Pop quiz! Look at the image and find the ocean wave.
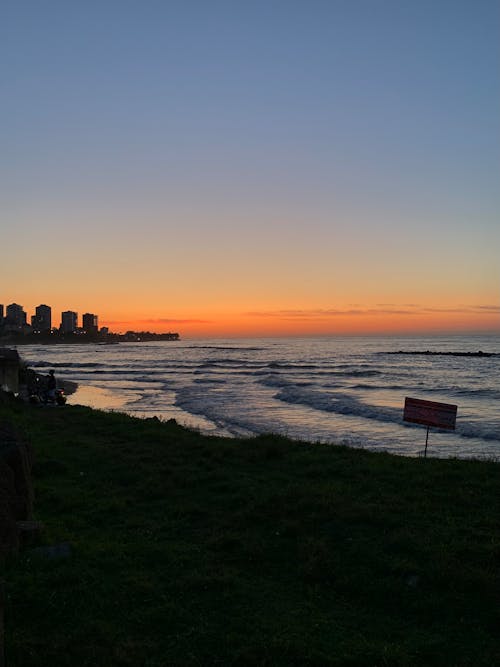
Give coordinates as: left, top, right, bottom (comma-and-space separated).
174, 386, 257, 437
261, 366, 382, 378
381, 350, 499, 358
274, 386, 500, 442
192, 378, 227, 384
275, 386, 398, 421
451, 387, 500, 400
193, 369, 261, 378
198, 360, 267, 369
414, 385, 500, 400
267, 362, 319, 369
58, 369, 172, 380
259, 375, 312, 389
186, 346, 264, 351
333, 369, 382, 377
455, 421, 500, 442
259, 361, 383, 377
29, 360, 196, 371
351, 383, 405, 391
335, 362, 382, 369
29, 361, 109, 368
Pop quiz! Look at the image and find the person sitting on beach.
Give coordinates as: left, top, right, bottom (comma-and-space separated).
46, 369, 57, 402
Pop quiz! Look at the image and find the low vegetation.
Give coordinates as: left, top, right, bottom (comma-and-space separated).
1, 398, 499, 666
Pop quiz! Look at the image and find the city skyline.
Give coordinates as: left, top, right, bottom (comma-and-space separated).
2, 2, 499, 338
1, 297, 498, 338
0, 301, 99, 334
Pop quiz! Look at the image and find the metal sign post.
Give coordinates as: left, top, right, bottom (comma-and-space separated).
403, 397, 457, 457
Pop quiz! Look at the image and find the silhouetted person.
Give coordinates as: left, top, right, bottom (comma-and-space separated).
46, 369, 56, 402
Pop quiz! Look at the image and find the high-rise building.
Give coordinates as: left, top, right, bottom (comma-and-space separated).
32, 304, 52, 332
0, 304, 4, 325
60, 311, 78, 333
82, 313, 98, 335
6, 303, 27, 328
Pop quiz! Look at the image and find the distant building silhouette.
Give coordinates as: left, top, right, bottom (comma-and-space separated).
0, 300, 114, 340
31, 304, 52, 332
82, 312, 98, 335
61, 310, 78, 333
5, 303, 27, 331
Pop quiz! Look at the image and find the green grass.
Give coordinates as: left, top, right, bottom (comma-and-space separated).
1, 398, 499, 666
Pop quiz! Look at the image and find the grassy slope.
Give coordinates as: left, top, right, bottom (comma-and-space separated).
1, 399, 499, 666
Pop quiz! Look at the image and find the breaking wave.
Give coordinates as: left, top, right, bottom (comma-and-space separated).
273, 386, 500, 442
19, 335, 500, 457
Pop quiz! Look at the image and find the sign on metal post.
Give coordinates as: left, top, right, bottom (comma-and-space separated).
403, 397, 457, 457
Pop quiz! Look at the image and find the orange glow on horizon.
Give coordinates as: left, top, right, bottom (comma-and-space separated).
5, 291, 498, 339
101, 306, 499, 338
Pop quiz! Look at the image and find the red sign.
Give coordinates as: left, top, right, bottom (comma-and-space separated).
403, 397, 457, 430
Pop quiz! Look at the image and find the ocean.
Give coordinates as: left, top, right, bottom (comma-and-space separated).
17, 335, 500, 460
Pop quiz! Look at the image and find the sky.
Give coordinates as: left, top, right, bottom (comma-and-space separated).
1, 0, 499, 337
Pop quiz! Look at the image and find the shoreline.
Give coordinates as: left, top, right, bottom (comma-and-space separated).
54, 377, 78, 396
26, 385, 500, 463
0, 332, 180, 346
13, 335, 500, 460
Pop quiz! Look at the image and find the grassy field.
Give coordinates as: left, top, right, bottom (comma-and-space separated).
1, 398, 499, 666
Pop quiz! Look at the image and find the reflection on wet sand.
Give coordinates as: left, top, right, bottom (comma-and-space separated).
68, 385, 131, 412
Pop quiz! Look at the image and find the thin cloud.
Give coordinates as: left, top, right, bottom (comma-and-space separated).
423, 305, 499, 314
243, 304, 499, 320
244, 308, 413, 320
107, 318, 213, 325
471, 305, 500, 312
146, 318, 214, 324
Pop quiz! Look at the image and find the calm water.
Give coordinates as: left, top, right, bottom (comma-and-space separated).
18, 335, 500, 460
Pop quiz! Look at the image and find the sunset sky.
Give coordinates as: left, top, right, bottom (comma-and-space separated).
2, 1, 499, 337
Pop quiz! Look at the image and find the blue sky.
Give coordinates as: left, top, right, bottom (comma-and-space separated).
1, 1, 499, 335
